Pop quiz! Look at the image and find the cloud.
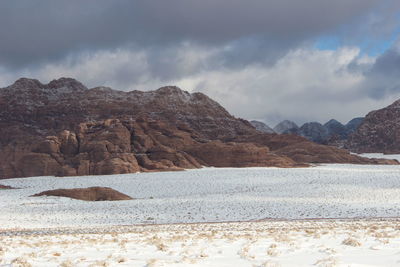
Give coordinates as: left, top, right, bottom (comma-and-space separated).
0, 0, 388, 68
174, 47, 388, 125
2, 44, 399, 126
359, 43, 400, 98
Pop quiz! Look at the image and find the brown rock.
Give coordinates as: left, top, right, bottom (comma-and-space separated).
17, 153, 62, 177
33, 136, 60, 154
186, 140, 297, 168
31, 187, 133, 201
274, 141, 398, 164
93, 156, 139, 175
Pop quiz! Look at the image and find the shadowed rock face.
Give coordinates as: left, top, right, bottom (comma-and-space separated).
32, 187, 133, 201
0, 78, 396, 179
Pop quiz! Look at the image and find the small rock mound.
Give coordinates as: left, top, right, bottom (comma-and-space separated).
32, 187, 133, 201
0, 184, 16, 189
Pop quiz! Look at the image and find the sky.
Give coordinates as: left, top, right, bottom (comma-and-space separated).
1, 0, 400, 126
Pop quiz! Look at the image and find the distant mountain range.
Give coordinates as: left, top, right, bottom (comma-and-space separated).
251, 118, 364, 144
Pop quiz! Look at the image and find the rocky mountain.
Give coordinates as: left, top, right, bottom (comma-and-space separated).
299, 122, 329, 144
250, 120, 275, 134
273, 120, 299, 134
324, 119, 347, 139
345, 117, 364, 135
0, 78, 395, 179
346, 100, 400, 153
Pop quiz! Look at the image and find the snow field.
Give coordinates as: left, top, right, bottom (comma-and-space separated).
2, 163, 400, 229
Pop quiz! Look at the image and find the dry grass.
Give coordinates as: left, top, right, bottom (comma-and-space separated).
11, 257, 32, 267
60, 260, 74, 267
314, 256, 338, 267
342, 237, 362, 247
1, 219, 400, 266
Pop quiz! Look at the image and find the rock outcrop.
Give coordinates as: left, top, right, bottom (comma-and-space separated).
0, 78, 395, 179
232, 133, 396, 165
346, 100, 400, 153
32, 187, 133, 201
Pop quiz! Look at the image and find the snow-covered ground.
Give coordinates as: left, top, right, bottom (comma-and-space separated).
2, 219, 400, 267
1, 163, 400, 229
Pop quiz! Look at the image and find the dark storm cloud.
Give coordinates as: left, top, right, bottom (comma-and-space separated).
0, 0, 380, 68
356, 46, 400, 99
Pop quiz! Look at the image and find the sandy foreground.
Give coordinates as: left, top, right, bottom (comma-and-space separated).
2, 219, 400, 267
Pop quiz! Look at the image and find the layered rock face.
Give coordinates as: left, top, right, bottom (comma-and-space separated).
0, 78, 395, 179
346, 100, 400, 153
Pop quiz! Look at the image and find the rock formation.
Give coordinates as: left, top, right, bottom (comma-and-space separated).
232, 133, 394, 165
0, 78, 396, 179
32, 187, 133, 201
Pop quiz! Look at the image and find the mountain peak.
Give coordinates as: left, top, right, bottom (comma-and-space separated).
47, 77, 87, 91
273, 120, 299, 134
10, 78, 44, 90
299, 122, 329, 143
324, 119, 343, 127
155, 86, 188, 95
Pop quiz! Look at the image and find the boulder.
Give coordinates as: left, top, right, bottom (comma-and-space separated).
32, 187, 133, 201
